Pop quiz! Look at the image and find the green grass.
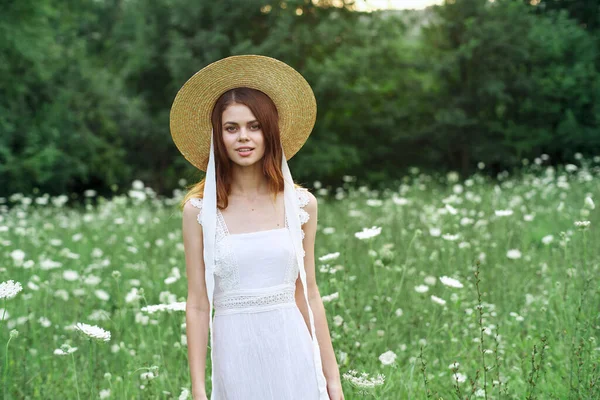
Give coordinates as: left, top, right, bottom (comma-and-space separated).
1, 158, 599, 399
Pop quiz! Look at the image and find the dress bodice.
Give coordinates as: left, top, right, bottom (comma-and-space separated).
187, 187, 311, 316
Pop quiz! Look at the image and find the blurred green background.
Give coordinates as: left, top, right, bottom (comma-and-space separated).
1, 0, 600, 197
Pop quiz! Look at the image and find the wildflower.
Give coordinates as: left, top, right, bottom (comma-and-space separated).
321, 292, 339, 303
378, 350, 397, 366
439, 276, 463, 288
431, 295, 446, 305
449, 362, 460, 369
333, 315, 344, 327
584, 196, 595, 210
354, 226, 382, 240
0, 280, 23, 300
453, 372, 467, 383
541, 235, 554, 245
75, 322, 111, 342
506, 249, 522, 259
141, 302, 186, 314
575, 221, 591, 230
429, 228, 441, 237
414, 285, 429, 293
342, 370, 385, 388
63, 270, 80, 281
392, 196, 409, 205
54, 344, 78, 356
494, 209, 513, 217
442, 233, 459, 241
95, 290, 110, 301
318, 252, 340, 262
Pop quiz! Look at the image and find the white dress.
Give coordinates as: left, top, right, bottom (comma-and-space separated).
187, 187, 327, 400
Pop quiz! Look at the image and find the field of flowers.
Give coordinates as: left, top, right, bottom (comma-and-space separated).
1, 155, 599, 399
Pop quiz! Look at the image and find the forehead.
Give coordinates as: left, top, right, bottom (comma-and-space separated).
222, 103, 256, 123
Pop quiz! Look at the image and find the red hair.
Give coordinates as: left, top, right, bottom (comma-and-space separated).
179, 87, 303, 210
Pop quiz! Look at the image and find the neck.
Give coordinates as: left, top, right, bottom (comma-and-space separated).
229, 162, 270, 196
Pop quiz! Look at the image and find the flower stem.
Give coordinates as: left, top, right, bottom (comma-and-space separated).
71, 352, 81, 400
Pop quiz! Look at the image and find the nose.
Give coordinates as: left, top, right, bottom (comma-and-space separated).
238, 127, 250, 140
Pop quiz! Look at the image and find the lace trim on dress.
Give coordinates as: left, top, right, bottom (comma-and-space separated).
213, 284, 296, 311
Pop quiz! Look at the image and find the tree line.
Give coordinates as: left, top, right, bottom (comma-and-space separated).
1, 0, 599, 197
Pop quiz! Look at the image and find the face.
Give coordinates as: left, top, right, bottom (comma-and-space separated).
221, 103, 265, 167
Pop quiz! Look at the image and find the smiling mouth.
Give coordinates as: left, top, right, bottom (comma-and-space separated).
236, 148, 254, 152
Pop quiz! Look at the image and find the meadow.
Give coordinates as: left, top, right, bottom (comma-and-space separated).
1, 154, 599, 399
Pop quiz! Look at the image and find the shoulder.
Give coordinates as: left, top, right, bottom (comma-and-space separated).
295, 187, 317, 220
295, 187, 315, 208
183, 197, 203, 226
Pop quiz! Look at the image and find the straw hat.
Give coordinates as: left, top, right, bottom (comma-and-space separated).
169, 55, 317, 172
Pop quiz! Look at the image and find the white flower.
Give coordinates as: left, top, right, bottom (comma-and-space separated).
141, 302, 186, 314
354, 226, 382, 240
494, 209, 513, 217
75, 322, 111, 342
342, 370, 385, 388
429, 228, 441, 237
584, 196, 595, 210
178, 387, 191, 400
333, 315, 344, 327
366, 199, 383, 207
431, 295, 446, 305
378, 350, 397, 366
449, 361, 460, 369
565, 164, 578, 172
439, 276, 463, 288
506, 249, 522, 259
414, 285, 429, 293
0, 280, 23, 300
63, 270, 80, 281
541, 235, 554, 245
424, 276, 436, 285
321, 292, 339, 303
392, 196, 409, 205
575, 220, 591, 229
442, 233, 460, 241
54, 344, 78, 356
445, 204, 458, 215
99, 389, 111, 399
94, 290, 110, 301
318, 252, 340, 262
395, 308, 403, 317
453, 372, 467, 383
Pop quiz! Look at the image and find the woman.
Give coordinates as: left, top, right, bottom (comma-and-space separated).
171, 55, 344, 400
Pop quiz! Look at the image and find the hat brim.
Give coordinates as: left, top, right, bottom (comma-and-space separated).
170, 55, 317, 172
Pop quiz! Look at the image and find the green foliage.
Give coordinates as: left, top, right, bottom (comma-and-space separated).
1, 0, 600, 196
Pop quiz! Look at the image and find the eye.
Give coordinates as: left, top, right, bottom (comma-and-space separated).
250, 124, 261, 130
225, 126, 237, 133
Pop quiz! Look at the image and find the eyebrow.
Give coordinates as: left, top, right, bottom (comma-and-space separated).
223, 120, 259, 125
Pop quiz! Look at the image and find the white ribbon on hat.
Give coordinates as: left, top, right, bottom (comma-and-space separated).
201, 132, 329, 399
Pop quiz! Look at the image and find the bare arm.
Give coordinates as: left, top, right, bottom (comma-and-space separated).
294, 192, 342, 390
182, 201, 210, 399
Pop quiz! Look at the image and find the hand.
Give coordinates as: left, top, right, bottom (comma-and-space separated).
327, 382, 345, 400
192, 391, 208, 400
